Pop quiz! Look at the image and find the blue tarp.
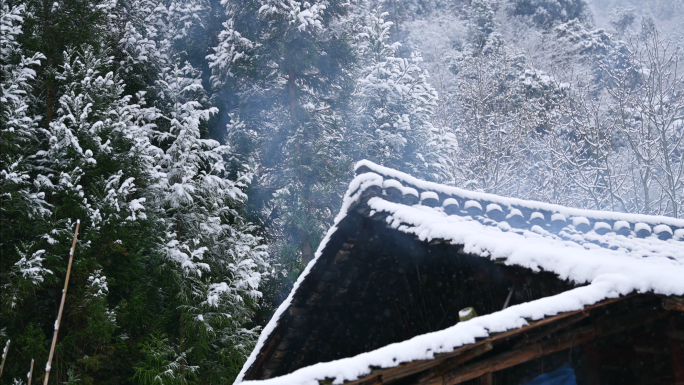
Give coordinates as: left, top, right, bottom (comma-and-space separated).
521, 363, 577, 385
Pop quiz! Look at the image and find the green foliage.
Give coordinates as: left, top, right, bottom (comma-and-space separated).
1, 1, 268, 384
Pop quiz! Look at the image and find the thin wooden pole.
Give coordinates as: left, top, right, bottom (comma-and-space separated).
43, 220, 80, 385
0, 339, 9, 380
28, 359, 34, 385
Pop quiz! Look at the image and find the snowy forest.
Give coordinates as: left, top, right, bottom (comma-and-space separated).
1, 0, 683, 383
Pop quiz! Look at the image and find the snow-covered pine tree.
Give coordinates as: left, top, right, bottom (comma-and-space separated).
350, 9, 447, 180
142, 59, 269, 384
209, 0, 355, 268
116, 2, 271, 381
32, 47, 159, 382
0, 1, 51, 314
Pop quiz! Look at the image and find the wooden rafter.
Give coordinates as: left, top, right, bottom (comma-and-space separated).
420, 308, 669, 385
339, 294, 635, 385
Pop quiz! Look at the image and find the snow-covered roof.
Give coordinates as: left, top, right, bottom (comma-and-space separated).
236, 160, 684, 385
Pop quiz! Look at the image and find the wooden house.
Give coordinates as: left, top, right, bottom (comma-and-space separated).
236, 160, 684, 385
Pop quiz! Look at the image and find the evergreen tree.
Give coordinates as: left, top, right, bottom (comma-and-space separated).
1, 0, 50, 325
350, 9, 447, 180
2, 1, 269, 383
209, 0, 355, 271
33, 46, 159, 384
133, 59, 269, 384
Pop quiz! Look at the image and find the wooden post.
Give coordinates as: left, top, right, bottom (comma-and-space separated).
0, 340, 9, 380
479, 373, 493, 385
668, 315, 684, 385
28, 359, 34, 385
43, 220, 80, 385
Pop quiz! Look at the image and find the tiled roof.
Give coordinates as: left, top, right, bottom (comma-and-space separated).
353, 160, 684, 262
236, 160, 684, 385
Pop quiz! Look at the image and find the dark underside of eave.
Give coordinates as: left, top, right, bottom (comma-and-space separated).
243, 208, 579, 381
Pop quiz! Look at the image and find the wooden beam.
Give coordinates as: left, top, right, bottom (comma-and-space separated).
478, 373, 493, 385
663, 299, 684, 312
669, 315, 684, 384
511, 311, 589, 349
421, 312, 589, 385
439, 309, 668, 384
341, 294, 635, 385
416, 342, 494, 385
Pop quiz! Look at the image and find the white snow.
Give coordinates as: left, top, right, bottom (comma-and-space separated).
614, 221, 630, 231
654, 224, 672, 235
551, 213, 566, 222
594, 222, 611, 231
506, 209, 523, 219
403, 186, 419, 198
486, 204, 503, 213
421, 191, 439, 201
572, 216, 590, 227
443, 198, 459, 208
352, 161, 684, 228
464, 200, 482, 211
675, 229, 684, 240
236, 160, 684, 385
635, 223, 652, 234
382, 179, 403, 190
530, 212, 544, 221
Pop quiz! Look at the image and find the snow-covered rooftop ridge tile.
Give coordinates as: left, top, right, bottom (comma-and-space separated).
354, 160, 684, 228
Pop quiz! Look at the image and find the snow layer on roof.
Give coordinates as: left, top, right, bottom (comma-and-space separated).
655, 224, 673, 235
236, 161, 684, 385
487, 203, 503, 213
614, 220, 630, 231
635, 222, 652, 233
551, 213, 566, 222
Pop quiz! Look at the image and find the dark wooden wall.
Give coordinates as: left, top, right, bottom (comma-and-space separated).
244, 212, 579, 380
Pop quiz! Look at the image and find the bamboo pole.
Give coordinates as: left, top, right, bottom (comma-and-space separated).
43, 220, 80, 385
28, 359, 34, 385
0, 340, 9, 380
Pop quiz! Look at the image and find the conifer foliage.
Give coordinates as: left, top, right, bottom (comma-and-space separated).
209, 0, 355, 270
1, 1, 268, 383
350, 9, 446, 179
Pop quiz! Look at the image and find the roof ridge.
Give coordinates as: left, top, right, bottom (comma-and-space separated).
354, 160, 684, 232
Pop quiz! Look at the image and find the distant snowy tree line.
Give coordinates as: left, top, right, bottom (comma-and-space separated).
1, 0, 683, 383
388, 0, 683, 218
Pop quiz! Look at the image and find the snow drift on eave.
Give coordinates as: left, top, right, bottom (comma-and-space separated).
235, 160, 684, 385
